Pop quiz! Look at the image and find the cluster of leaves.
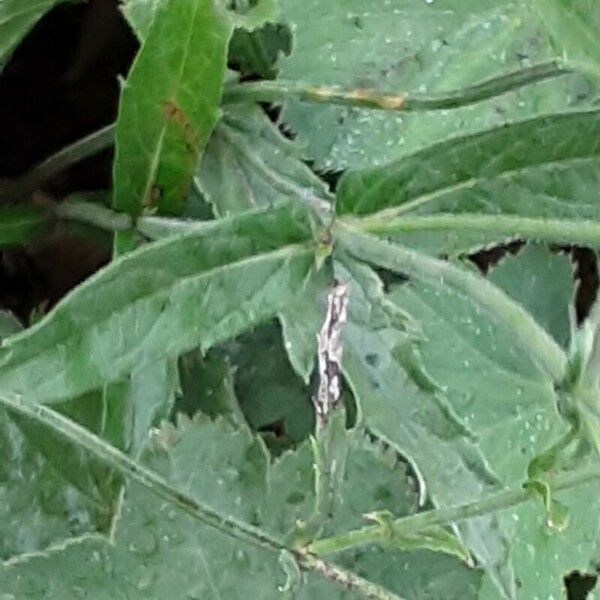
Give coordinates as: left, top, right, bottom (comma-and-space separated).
2, 0, 600, 598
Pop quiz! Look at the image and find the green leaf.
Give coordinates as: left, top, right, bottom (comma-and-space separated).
112, 0, 234, 216
365, 510, 471, 563
384, 246, 598, 599
335, 225, 567, 383
196, 104, 331, 217
0, 354, 173, 575
0, 204, 52, 247
488, 245, 574, 349
229, 22, 292, 79
0, 415, 481, 599
279, 549, 302, 598
0, 0, 71, 65
524, 479, 570, 532
120, 0, 164, 40
338, 110, 600, 255
0, 409, 103, 560
334, 255, 515, 598
278, 258, 332, 383
110, 357, 179, 458
387, 266, 566, 486
534, 0, 600, 81
477, 483, 600, 600
0, 202, 319, 405
177, 349, 246, 422
394, 527, 471, 564
0, 317, 102, 560
278, 1, 593, 170
122, 0, 277, 42
227, 323, 315, 447
338, 109, 600, 216
228, 0, 277, 32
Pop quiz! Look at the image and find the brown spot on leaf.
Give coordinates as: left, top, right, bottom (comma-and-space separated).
162, 100, 199, 151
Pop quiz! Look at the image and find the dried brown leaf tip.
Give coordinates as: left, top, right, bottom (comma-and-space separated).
314, 280, 349, 429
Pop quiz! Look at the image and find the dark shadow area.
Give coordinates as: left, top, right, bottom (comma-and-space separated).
0, 0, 137, 322
571, 247, 599, 323
565, 570, 597, 599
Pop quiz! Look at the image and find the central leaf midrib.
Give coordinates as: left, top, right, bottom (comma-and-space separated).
0, 242, 313, 374
344, 109, 600, 216
363, 154, 600, 222
139, 0, 206, 209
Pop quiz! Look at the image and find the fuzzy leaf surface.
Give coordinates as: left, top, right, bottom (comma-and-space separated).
196, 104, 331, 217
0, 313, 100, 559
337, 110, 600, 255
388, 253, 566, 485
0, 415, 481, 598
113, 0, 233, 215
278, 0, 593, 170
335, 255, 515, 598
388, 246, 596, 599
120, 0, 163, 40
534, 0, 600, 81
487, 245, 573, 349
0, 203, 319, 405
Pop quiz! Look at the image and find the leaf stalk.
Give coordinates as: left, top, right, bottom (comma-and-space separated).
223, 61, 569, 112
356, 212, 600, 249
307, 460, 600, 555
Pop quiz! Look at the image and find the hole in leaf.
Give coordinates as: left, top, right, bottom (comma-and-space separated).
571, 247, 599, 323
257, 418, 287, 438
286, 491, 305, 505
565, 570, 597, 599
365, 353, 380, 367
469, 241, 523, 274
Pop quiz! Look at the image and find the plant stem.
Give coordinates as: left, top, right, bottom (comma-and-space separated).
0, 61, 566, 202
308, 460, 600, 555
297, 553, 406, 600
356, 212, 600, 249
0, 393, 403, 600
55, 199, 132, 232
137, 214, 212, 239
223, 61, 569, 111
53, 199, 221, 240
334, 223, 568, 382
0, 393, 285, 553
4, 125, 115, 201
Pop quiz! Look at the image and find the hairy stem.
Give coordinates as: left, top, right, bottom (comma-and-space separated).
0, 393, 285, 552
356, 212, 600, 249
55, 199, 132, 232
297, 553, 406, 600
223, 61, 569, 111
334, 223, 568, 382
308, 460, 600, 555
54, 199, 215, 240
0, 393, 403, 600
4, 125, 115, 201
